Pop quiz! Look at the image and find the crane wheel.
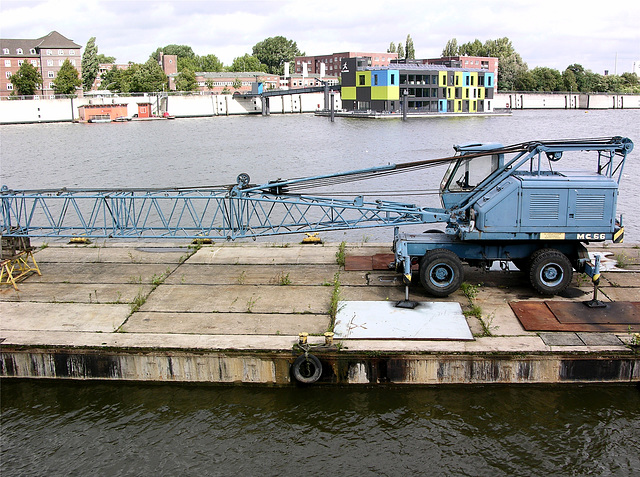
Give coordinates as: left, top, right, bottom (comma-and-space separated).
419, 249, 464, 297
529, 248, 573, 295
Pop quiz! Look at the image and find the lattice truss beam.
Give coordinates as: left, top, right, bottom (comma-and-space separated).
1, 189, 435, 239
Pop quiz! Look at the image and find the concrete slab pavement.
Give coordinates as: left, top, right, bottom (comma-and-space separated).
1, 241, 639, 385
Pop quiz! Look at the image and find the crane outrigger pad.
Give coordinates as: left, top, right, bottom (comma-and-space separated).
333, 301, 473, 340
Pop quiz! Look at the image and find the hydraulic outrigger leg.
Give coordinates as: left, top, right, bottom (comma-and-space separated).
396, 247, 417, 308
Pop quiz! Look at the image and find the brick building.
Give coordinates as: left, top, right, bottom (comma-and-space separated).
184, 71, 338, 94
294, 52, 398, 77
0, 31, 82, 99
280, 74, 339, 89
188, 72, 280, 94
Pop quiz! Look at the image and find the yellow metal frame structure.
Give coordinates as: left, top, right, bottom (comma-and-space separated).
1, 250, 41, 291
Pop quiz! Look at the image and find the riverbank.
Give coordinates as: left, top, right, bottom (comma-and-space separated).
1, 241, 638, 385
1, 91, 639, 124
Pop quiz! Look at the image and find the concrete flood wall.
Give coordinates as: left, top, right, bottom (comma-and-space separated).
2, 348, 638, 385
0, 92, 334, 124
0, 96, 79, 123
496, 92, 640, 110
2, 92, 636, 124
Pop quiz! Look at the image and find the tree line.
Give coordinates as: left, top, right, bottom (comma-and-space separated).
90, 36, 303, 93
9, 34, 639, 95
9, 35, 303, 95
442, 37, 639, 93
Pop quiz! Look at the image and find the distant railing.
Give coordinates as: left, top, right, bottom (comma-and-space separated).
0, 94, 78, 101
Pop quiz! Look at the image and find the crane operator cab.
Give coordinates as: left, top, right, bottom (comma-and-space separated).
440, 143, 504, 210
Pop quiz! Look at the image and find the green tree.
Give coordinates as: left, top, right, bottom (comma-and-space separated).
405, 34, 415, 60
620, 72, 640, 92
601, 74, 623, 93
583, 70, 603, 92
387, 42, 396, 53
498, 53, 528, 91
252, 36, 303, 75
151, 44, 196, 62
562, 69, 578, 92
9, 61, 42, 95
81, 37, 99, 91
121, 59, 168, 93
442, 37, 526, 91
441, 38, 459, 56
531, 67, 562, 91
101, 64, 126, 92
397, 41, 405, 59
514, 70, 535, 91
198, 54, 224, 72
459, 39, 484, 56
176, 68, 197, 91
232, 77, 242, 91
96, 53, 116, 64
53, 59, 82, 94
228, 54, 266, 72
205, 79, 215, 91
483, 37, 516, 59
137, 58, 167, 92
564, 64, 589, 91
151, 44, 199, 73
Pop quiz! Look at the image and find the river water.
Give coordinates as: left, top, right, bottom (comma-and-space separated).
1, 110, 640, 475
0, 109, 639, 241
2, 381, 640, 476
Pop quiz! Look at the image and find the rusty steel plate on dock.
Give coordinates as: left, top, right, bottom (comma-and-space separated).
510, 301, 640, 332
344, 255, 373, 271
345, 253, 414, 271
372, 254, 396, 270
510, 302, 557, 331
548, 301, 640, 324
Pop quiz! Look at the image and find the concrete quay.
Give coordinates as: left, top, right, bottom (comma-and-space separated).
1, 241, 639, 385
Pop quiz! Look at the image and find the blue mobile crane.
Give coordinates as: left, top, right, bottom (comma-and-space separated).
1, 136, 633, 297
393, 136, 632, 297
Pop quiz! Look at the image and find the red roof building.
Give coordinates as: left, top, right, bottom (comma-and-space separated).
0, 31, 82, 99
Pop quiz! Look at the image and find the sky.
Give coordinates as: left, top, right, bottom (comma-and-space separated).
1, 0, 639, 75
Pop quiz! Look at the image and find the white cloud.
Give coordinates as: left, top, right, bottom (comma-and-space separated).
1, 0, 638, 74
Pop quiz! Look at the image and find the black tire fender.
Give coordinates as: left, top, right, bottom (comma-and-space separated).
292, 353, 322, 384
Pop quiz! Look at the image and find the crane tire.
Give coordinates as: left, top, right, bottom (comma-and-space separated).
419, 249, 464, 297
292, 353, 322, 384
529, 248, 573, 295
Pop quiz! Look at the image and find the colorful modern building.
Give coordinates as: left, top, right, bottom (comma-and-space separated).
397, 56, 499, 88
340, 57, 496, 114
0, 31, 82, 99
